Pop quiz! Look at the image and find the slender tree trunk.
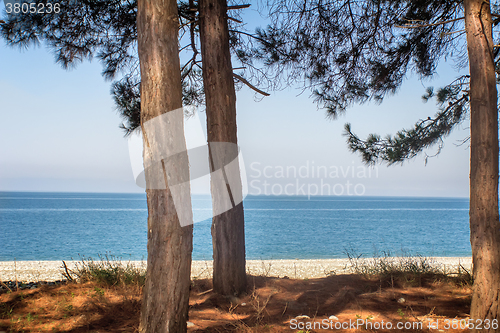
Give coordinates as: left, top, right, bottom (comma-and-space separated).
464, 0, 500, 330
137, 0, 193, 332
199, 0, 247, 296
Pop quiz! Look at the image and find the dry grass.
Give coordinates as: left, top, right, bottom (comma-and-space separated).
344, 250, 473, 288
0, 282, 142, 332
0, 274, 472, 332
66, 255, 146, 287
0, 255, 474, 332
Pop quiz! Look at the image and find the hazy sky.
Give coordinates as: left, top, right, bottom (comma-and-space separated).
0, 7, 471, 197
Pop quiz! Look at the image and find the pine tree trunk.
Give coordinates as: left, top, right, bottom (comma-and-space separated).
137, 0, 193, 332
464, 0, 500, 331
199, 0, 247, 296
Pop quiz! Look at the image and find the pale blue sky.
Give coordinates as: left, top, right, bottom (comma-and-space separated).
0, 8, 471, 197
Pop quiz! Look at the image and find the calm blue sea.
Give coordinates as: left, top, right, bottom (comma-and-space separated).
0, 192, 471, 261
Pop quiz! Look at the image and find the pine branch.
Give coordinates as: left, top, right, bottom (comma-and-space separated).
233, 73, 270, 96
227, 4, 250, 10
229, 29, 269, 45
344, 81, 470, 165
395, 17, 464, 29
179, 20, 197, 30
228, 17, 243, 24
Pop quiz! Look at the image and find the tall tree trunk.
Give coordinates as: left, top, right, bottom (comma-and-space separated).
137, 0, 193, 332
199, 0, 247, 296
464, 0, 500, 331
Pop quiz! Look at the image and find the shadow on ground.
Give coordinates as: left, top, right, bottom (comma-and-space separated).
0, 273, 471, 332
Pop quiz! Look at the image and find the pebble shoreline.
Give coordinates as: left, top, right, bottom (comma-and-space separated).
0, 257, 472, 288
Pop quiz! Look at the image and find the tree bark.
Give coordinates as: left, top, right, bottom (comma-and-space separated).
199, 0, 247, 296
137, 0, 193, 332
464, 0, 500, 331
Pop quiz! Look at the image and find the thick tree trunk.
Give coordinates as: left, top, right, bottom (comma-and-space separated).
199, 0, 247, 296
137, 0, 193, 332
464, 0, 500, 331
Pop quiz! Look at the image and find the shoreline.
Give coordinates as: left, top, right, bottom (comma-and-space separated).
0, 257, 472, 282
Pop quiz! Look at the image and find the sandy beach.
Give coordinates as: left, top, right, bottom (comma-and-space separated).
0, 257, 472, 282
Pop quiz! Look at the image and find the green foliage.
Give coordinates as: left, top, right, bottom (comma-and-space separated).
397, 308, 406, 320
111, 76, 141, 136
25, 312, 34, 323
344, 75, 470, 164
93, 287, 105, 297
0, 0, 262, 135
345, 249, 443, 277
1, 0, 143, 134
1, 0, 137, 75
355, 314, 374, 329
0, 304, 14, 319
253, 1, 500, 164
71, 254, 146, 287
253, 0, 464, 116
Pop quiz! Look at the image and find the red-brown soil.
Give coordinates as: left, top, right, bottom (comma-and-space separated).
0, 274, 472, 332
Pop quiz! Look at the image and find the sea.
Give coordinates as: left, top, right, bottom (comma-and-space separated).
0, 192, 472, 261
